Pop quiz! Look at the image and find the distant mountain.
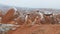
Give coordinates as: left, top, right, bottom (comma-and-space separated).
0, 4, 34, 12
0, 4, 10, 11
0, 4, 60, 14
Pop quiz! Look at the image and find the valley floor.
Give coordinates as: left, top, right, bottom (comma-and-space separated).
7, 24, 60, 34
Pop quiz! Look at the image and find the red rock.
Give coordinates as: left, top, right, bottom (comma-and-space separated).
16, 16, 25, 25
0, 10, 3, 17
2, 8, 15, 23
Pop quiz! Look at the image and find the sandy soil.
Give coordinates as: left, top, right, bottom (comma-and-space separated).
6, 24, 60, 34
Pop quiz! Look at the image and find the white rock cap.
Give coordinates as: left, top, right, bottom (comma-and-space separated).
44, 11, 52, 14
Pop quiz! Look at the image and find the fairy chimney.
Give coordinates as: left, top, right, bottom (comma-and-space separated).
43, 11, 54, 24
2, 7, 18, 24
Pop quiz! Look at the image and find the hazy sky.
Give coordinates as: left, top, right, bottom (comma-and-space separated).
0, 0, 60, 9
